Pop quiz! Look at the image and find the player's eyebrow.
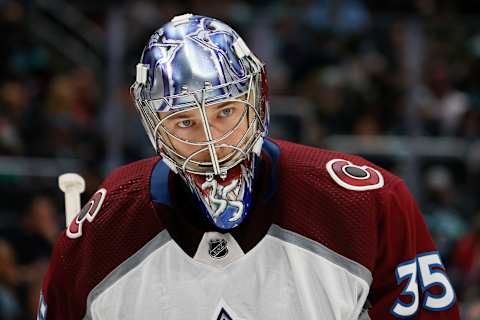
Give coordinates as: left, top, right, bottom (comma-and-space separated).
162, 101, 241, 120
212, 100, 244, 110
212, 101, 231, 109
164, 110, 199, 120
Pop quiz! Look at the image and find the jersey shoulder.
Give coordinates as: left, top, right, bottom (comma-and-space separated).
66, 156, 161, 237
273, 138, 402, 193
43, 157, 166, 318
99, 156, 160, 202
270, 139, 409, 271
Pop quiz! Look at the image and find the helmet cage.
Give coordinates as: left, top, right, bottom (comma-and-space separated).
132, 70, 267, 177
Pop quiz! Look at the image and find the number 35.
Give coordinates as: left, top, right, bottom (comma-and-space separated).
390, 252, 456, 318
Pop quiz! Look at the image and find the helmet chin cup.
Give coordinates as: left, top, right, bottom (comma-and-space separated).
181, 157, 257, 230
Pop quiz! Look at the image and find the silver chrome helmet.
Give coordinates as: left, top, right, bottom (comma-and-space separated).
131, 14, 269, 229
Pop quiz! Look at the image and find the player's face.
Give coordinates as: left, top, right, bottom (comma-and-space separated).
159, 98, 252, 162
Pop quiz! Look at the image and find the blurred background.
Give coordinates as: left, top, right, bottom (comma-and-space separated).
0, 0, 479, 318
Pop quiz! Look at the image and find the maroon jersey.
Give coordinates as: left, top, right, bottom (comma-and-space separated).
38, 139, 460, 319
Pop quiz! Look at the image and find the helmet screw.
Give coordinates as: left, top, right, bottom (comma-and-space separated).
220, 171, 227, 180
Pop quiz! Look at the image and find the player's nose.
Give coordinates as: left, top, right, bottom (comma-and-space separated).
209, 125, 225, 141
211, 129, 237, 158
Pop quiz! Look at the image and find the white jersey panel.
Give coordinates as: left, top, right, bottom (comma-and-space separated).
84, 225, 371, 320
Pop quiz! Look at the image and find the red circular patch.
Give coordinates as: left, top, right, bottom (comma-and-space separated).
326, 159, 384, 191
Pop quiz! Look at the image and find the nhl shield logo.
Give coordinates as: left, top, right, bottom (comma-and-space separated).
208, 238, 229, 259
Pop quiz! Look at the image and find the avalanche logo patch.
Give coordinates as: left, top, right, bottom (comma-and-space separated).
217, 308, 234, 320
326, 159, 384, 191
212, 299, 243, 320
67, 188, 107, 239
209, 238, 229, 259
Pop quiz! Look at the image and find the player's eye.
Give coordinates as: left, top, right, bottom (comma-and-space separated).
218, 107, 234, 118
177, 119, 194, 128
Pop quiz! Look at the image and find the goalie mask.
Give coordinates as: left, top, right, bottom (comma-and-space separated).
131, 14, 269, 229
